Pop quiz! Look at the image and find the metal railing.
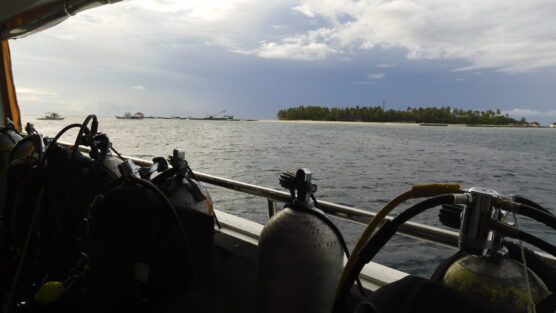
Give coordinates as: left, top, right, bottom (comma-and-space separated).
53, 141, 556, 264
119, 154, 460, 249
56, 141, 556, 264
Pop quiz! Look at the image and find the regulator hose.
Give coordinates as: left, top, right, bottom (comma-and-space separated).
440, 201, 556, 231
512, 195, 553, 215
489, 221, 556, 258
506, 202, 556, 231
332, 194, 457, 313
335, 183, 460, 305
71, 115, 98, 160
38, 123, 82, 171
309, 195, 366, 296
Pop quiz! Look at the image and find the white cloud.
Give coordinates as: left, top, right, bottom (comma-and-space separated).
367, 73, 385, 80
16, 87, 57, 101
255, 0, 556, 72
252, 27, 337, 60
377, 64, 395, 68
130, 85, 146, 90
257, 35, 336, 60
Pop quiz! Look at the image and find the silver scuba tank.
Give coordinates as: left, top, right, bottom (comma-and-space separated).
157, 149, 213, 214
0, 119, 22, 213
102, 153, 124, 177
257, 169, 343, 313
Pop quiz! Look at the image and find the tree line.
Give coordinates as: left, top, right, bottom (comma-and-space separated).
277, 106, 525, 125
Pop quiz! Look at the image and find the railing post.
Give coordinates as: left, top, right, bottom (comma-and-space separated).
267, 199, 277, 218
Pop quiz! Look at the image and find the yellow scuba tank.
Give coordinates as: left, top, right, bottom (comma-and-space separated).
257, 169, 344, 313
441, 254, 548, 313
436, 187, 551, 313
333, 186, 556, 313
0, 119, 22, 214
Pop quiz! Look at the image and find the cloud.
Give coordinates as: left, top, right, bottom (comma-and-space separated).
367, 73, 385, 80
16, 87, 57, 101
257, 36, 336, 60
505, 108, 556, 124
130, 85, 146, 90
253, 27, 337, 60
22, 0, 556, 73
251, 0, 556, 72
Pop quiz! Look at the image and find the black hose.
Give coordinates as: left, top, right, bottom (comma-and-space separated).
150, 168, 177, 185
109, 145, 126, 161
503, 240, 556, 291
513, 195, 552, 215
332, 194, 455, 313
489, 221, 556, 257
514, 203, 556, 231
308, 195, 365, 296
511, 231, 556, 258
71, 114, 98, 160
39, 123, 82, 172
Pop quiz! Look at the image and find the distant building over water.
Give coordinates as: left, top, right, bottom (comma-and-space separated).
550, 123, 556, 128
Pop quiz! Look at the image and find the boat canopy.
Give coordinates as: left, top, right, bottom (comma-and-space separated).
0, 0, 121, 40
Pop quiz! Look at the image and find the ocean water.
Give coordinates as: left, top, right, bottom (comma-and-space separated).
23, 115, 556, 275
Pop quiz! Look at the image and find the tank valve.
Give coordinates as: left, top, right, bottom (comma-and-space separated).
118, 159, 140, 179
279, 168, 317, 209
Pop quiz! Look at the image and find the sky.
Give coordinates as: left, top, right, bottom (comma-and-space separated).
8, 0, 556, 124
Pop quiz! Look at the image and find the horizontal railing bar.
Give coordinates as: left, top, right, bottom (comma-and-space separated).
190, 171, 460, 248
60, 141, 459, 248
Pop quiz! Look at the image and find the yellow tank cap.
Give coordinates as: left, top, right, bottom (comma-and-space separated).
34, 281, 64, 305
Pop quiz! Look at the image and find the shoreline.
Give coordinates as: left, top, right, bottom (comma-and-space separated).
256, 120, 549, 128
257, 120, 420, 127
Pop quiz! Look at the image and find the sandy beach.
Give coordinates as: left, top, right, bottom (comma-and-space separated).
256, 120, 421, 127
256, 120, 547, 128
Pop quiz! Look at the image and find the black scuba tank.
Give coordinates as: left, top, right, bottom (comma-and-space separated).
86, 154, 215, 313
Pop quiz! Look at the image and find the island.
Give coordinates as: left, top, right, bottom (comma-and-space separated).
277, 106, 532, 126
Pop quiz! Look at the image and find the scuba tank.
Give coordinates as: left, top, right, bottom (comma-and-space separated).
433, 187, 551, 313
86, 150, 216, 313
152, 149, 213, 215
152, 149, 216, 296
257, 169, 344, 313
0, 118, 22, 214
333, 185, 556, 313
